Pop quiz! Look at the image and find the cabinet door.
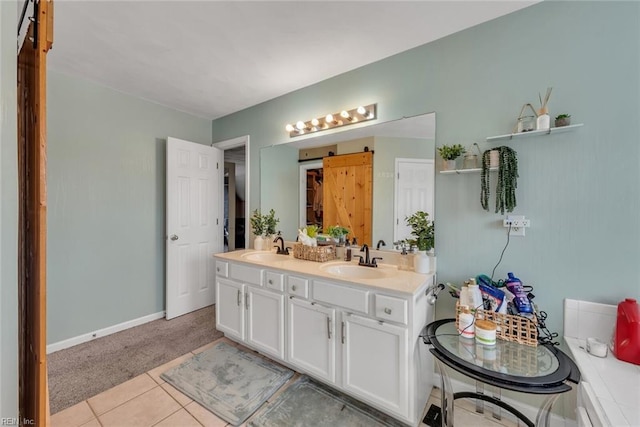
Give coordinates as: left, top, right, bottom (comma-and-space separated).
342, 314, 408, 418
246, 286, 285, 359
215, 278, 244, 340
287, 298, 336, 383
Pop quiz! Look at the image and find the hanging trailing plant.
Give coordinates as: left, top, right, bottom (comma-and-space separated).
481, 147, 519, 214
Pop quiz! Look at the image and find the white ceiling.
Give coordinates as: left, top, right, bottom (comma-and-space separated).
48, 1, 537, 120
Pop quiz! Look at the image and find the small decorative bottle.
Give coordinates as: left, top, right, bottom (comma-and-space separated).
398, 246, 410, 271
536, 107, 550, 130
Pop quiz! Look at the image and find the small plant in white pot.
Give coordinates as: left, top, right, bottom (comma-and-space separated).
326, 225, 350, 246
405, 211, 434, 273
438, 144, 466, 171
250, 209, 279, 250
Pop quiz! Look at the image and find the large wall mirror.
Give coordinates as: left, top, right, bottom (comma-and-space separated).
260, 112, 435, 250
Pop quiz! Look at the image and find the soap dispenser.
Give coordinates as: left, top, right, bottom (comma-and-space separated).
344, 238, 352, 261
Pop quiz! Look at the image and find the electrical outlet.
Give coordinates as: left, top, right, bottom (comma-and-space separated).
503, 215, 530, 236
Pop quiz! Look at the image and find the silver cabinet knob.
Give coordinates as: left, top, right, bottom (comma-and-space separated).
268, 279, 273, 285
216, 267, 220, 272
384, 307, 392, 315
170, 234, 179, 241
291, 285, 297, 291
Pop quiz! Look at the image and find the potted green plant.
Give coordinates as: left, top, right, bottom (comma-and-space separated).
250, 209, 279, 250
326, 225, 350, 245
554, 114, 571, 127
437, 144, 466, 170
405, 211, 434, 273
263, 209, 279, 237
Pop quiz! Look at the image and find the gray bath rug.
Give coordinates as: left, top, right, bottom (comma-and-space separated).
160, 342, 293, 426
247, 376, 408, 427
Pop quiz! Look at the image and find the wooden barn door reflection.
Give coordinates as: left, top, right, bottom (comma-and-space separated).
323, 152, 373, 246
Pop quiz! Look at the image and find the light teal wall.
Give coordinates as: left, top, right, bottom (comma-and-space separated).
0, 0, 19, 417
47, 71, 212, 343
213, 2, 640, 338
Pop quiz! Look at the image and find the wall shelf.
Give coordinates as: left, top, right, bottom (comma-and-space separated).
486, 123, 583, 142
440, 167, 498, 175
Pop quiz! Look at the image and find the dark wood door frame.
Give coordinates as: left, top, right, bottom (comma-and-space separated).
17, 0, 53, 424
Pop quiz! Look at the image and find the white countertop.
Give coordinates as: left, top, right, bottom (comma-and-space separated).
565, 337, 640, 426
213, 249, 434, 295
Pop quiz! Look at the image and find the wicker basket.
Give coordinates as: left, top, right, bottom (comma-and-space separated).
455, 301, 538, 347
292, 243, 336, 262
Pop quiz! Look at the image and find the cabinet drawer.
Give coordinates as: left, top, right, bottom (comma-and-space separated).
287, 276, 309, 298
215, 260, 229, 278
265, 271, 284, 292
230, 263, 263, 286
313, 281, 369, 314
374, 294, 407, 324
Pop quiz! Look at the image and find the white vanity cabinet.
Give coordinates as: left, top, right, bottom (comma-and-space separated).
216, 278, 245, 340
342, 313, 409, 418
214, 252, 435, 427
215, 264, 285, 359
246, 286, 285, 359
287, 298, 336, 383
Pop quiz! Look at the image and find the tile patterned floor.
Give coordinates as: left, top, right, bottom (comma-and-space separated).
51, 336, 524, 427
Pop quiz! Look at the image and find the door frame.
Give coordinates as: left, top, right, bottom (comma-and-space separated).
214, 136, 250, 250
17, 1, 54, 423
299, 160, 322, 229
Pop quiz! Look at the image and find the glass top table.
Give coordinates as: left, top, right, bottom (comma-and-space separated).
423, 319, 580, 427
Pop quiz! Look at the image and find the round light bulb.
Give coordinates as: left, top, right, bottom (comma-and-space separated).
285, 124, 295, 132
325, 114, 334, 123
357, 106, 367, 115
296, 121, 306, 130
311, 118, 319, 127
340, 110, 349, 119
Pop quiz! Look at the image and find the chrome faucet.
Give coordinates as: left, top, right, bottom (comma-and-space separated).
273, 236, 290, 255
376, 240, 386, 250
356, 244, 383, 267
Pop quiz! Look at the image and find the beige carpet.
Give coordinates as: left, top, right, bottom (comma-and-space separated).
48, 305, 223, 414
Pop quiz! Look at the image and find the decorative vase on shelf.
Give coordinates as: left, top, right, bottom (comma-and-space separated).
414, 250, 431, 274
254, 235, 265, 251
489, 150, 500, 168
536, 112, 550, 130
463, 153, 478, 169
444, 159, 456, 171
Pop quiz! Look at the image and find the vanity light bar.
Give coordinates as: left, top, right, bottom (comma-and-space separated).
285, 103, 377, 138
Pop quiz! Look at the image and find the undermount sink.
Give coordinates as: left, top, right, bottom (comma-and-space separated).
241, 252, 289, 263
320, 263, 390, 280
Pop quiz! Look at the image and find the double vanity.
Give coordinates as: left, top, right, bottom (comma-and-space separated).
213, 249, 436, 426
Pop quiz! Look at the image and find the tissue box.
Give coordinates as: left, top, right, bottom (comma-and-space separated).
292, 243, 336, 262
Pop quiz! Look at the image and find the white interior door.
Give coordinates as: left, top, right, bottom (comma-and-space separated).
166, 137, 223, 319
394, 158, 434, 242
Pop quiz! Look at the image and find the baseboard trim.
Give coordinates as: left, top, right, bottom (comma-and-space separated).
47, 311, 166, 354
433, 373, 577, 427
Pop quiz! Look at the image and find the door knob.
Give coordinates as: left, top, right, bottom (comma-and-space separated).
170, 234, 179, 241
